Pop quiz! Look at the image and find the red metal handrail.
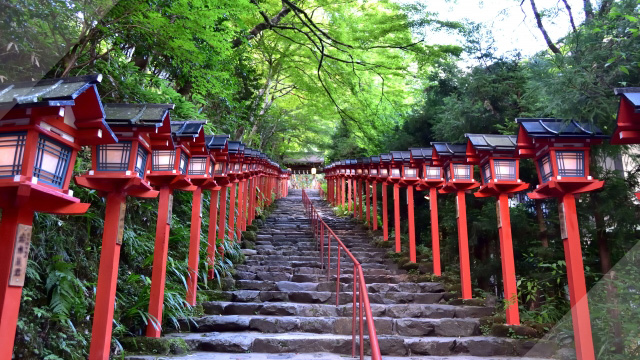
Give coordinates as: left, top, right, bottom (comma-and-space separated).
302, 189, 382, 360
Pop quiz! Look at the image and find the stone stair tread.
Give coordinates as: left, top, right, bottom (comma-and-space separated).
126, 353, 553, 360
201, 301, 494, 319
165, 331, 555, 357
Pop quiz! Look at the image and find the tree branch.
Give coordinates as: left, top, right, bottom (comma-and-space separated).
527, 0, 561, 54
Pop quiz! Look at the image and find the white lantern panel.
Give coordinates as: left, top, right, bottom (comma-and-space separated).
453, 164, 471, 180
189, 157, 208, 175
97, 142, 131, 172
152, 150, 176, 171
0, 132, 26, 178
33, 135, 72, 188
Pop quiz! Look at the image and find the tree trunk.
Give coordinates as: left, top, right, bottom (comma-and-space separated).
529, 0, 561, 54
177, 81, 193, 98
583, 0, 595, 20
535, 200, 549, 248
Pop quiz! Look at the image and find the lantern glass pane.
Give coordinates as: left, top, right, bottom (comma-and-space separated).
189, 157, 207, 175
556, 151, 584, 177
453, 164, 471, 180
364, 169, 369, 175
0, 132, 26, 178
494, 159, 516, 180
152, 150, 176, 171
482, 162, 491, 184
357, 169, 363, 175
406, 166, 419, 178
135, 146, 148, 178
370, 168, 378, 176
424, 166, 440, 179
179, 152, 188, 175
391, 167, 401, 178
214, 162, 226, 175
537, 154, 553, 183
208, 162, 214, 177
380, 168, 388, 177
97, 142, 131, 172
444, 166, 450, 182
233, 163, 241, 173
33, 135, 71, 188
243, 163, 248, 171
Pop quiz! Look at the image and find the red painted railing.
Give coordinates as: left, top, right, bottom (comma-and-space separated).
301, 189, 382, 360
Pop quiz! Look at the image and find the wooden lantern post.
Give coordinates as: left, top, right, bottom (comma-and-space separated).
466, 134, 529, 325
388, 151, 409, 254
179, 124, 216, 311
362, 158, 372, 227
340, 160, 347, 207
207, 135, 230, 277
346, 159, 355, 213
379, 154, 392, 241
77, 103, 175, 348
369, 156, 382, 231
410, 148, 445, 274
515, 118, 607, 360
0, 75, 117, 359
225, 141, 244, 242
355, 159, 364, 220
145, 121, 204, 310
432, 142, 479, 299
395, 151, 420, 262
611, 88, 640, 199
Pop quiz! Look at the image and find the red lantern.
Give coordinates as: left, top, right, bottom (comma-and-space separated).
410, 147, 444, 276
379, 154, 392, 241
432, 142, 479, 300
516, 118, 607, 360
76, 102, 177, 358
0, 75, 117, 360
390, 151, 413, 256
208, 135, 230, 274
611, 88, 640, 199
466, 134, 528, 326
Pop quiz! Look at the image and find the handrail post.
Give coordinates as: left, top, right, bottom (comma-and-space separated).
352, 264, 357, 357
336, 247, 341, 306
327, 233, 331, 281
359, 269, 364, 360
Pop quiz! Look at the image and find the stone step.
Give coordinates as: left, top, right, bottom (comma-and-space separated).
202, 301, 494, 319
218, 290, 446, 304
246, 255, 390, 264
177, 314, 481, 337
165, 332, 557, 357
234, 265, 400, 276
242, 260, 389, 269
233, 280, 445, 294
126, 352, 555, 360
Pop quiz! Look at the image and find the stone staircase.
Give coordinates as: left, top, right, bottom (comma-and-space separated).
132, 189, 556, 359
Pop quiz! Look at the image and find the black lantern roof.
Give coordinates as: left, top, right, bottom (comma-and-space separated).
340, 160, 347, 165
0, 74, 103, 109
370, 156, 380, 164
409, 148, 433, 161
390, 150, 411, 162
345, 159, 356, 165
227, 141, 242, 154
208, 134, 229, 150
614, 88, 640, 110
355, 158, 363, 164
465, 134, 517, 151
380, 153, 392, 163
363, 157, 371, 165
515, 118, 607, 139
431, 142, 467, 156
171, 120, 205, 138
103, 103, 174, 127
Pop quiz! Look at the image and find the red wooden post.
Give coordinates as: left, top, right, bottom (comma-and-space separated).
348, 179, 352, 212
236, 180, 244, 239
561, 193, 595, 360
186, 187, 203, 305
218, 185, 228, 245
382, 183, 389, 241
89, 192, 127, 359
429, 187, 441, 276
497, 193, 519, 324
358, 179, 364, 220
456, 190, 473, 299
372, 183, 378, 230
0, 206, 34, 359
366, 181, 371, 227
393, 183, 401, 253
147, 187, 173, 336
341, 178, 346, 207
407, 185, 416, 263
228, 182, 237, 241
207, 189, 219, 279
